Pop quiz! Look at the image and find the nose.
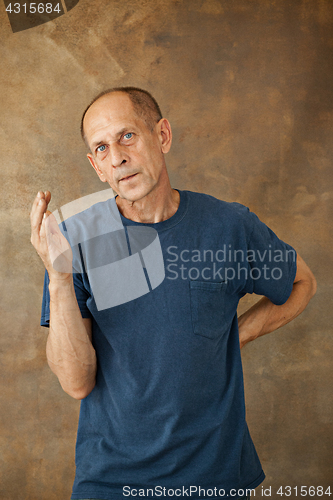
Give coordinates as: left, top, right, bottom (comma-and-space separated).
110, 143, 127, 168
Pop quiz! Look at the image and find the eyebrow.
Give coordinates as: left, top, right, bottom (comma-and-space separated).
92, 140, 104, 149
91, 127, 131, 149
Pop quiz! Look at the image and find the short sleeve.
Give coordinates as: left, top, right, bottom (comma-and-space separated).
40, 268, 92, 328
240, 211, 297, 305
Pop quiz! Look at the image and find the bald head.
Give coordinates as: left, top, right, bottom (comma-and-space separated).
81, 87, 163, 148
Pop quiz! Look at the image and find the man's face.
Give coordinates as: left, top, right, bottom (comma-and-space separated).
84, 92, 171, 203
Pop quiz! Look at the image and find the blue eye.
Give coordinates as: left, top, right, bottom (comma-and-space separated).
97, 145, 106, 152
124, 133, 133, 140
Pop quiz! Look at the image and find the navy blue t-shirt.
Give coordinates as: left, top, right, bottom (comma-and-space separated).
41, 190, 297, 500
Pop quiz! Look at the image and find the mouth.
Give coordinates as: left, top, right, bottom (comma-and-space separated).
119, 173, 138, 182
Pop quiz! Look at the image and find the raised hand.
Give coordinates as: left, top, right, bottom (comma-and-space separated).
30, 191, 73, 279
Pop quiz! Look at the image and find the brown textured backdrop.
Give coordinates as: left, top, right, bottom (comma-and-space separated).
0, 0, 332, 498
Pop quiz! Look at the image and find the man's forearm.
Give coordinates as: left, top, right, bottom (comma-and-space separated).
238, 255, 317, 348
46, 276, 96, 399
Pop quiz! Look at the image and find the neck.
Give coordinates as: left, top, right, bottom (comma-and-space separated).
116, 182, 180, 223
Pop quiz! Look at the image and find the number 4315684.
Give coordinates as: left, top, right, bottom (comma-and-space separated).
6, 3, 61, 14
277, 486, 331, 496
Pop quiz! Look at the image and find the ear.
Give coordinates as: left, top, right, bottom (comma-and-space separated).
87, 154, 107, 183
157, 118, 172, 154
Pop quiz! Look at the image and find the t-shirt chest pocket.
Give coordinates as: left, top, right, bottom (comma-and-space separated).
189, 281, 228, 339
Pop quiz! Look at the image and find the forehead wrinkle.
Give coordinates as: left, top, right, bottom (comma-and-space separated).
84, 94, 149, 148
87, 94, 136, 128
88, 114, 146, 148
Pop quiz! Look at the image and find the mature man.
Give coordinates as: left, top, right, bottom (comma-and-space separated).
30, 87, 316, 500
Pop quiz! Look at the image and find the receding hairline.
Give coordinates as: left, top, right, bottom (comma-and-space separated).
80, 87, 163, 148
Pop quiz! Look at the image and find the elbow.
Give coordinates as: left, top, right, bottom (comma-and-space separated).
46, 359, 96, 400
63, 381, 96, 400
311, 276, 317, 298
295, 254, 317, 300
308, 271, 317, 299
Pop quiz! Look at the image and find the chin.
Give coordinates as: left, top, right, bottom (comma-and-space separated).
119, 183, 155, 203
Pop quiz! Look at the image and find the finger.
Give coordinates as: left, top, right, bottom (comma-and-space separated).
45, 191, 51, 205
30, 196, 49, 238
31, 190, 51, 214
30, 191, 43, 216
30, 191, 47, 221
44, 211, 60, 236
40, 210, 58, 240
39, 210, 53, 248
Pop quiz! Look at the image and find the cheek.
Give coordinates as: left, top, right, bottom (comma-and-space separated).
138, 146, 162, 173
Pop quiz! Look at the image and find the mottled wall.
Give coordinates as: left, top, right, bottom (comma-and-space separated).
0, 0, 332, 498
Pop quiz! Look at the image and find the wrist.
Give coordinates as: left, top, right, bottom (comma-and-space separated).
48, 273, 73, 292
239, 328, 257, 348
238, 314, 259, 347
